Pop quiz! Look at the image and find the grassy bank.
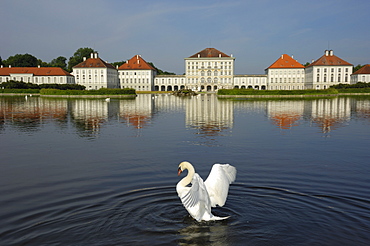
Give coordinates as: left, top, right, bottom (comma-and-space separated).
217, 88, 339, 96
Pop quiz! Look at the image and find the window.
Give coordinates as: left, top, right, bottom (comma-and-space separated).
207, 70, 211, 76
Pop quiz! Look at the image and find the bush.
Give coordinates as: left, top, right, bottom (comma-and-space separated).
0, 80, 39, 89
0, 80, 85, 90
39, 83, 85, 90
331, 82, 370, 89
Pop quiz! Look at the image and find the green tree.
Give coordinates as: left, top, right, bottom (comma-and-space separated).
49, 56, 67, 70
303, 62, 311, 67
148, 62, 176, 75
4, 53, 38, 67
67, 47, 95, 72
111, 61, 126, 68
353, 64, 364, 73
37, 59, 49, 67
0, 56, 4, 66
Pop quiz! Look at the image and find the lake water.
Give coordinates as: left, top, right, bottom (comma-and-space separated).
1, 94, 370, 245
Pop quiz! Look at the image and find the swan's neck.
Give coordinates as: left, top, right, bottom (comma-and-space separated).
179, 164, 195, 187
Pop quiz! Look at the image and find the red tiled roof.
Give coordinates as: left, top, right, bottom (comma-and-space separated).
307, 51, 352, 67
118, 55, 156, 70
0, 67, 73, 76
266, 54, 304, 69
189, 48, 230, 58
73, 57, 116, 69
353, 64, 370, 74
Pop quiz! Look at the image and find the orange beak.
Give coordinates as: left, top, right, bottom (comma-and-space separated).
178, 168, 183, 176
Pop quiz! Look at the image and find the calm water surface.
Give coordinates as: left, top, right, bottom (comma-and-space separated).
0, 94, 370, 245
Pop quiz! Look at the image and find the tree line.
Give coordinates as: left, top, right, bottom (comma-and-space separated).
0, 47, 175, 74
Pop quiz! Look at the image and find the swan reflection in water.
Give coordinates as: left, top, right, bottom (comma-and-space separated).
178, 218, 231, 246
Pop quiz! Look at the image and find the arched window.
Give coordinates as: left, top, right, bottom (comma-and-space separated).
207, 70, 211, 76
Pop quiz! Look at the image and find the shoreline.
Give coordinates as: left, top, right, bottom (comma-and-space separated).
0, 93, 136, 98
217, 93, 370, 98
2, 92, 370, 98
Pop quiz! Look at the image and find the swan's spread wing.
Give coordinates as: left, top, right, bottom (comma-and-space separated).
179, 173, 211, 221
204, 164, 236, 207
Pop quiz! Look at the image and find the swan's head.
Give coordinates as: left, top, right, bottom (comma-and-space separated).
178, 161, 191, 176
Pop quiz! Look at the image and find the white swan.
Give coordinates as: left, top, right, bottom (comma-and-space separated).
176, 161, 236, 222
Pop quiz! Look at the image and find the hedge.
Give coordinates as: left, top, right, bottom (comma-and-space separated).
0, 89, 40, 94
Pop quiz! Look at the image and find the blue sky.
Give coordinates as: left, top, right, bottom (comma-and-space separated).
1, 0, 369, 74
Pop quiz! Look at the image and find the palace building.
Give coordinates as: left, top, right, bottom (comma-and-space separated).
265, 54, 305, 90
2, 48, 361, 91
72, 52, 119, 90
305, 50, 353, 90
351, 64, 370, 84
118, 55, 157, 91
0, 65, 74, 84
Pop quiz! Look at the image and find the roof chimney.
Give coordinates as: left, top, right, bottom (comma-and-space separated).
219, 54, 221, 57
116, 65, 118, 69
325, 50, 329, 56
1, 65, 3, 68
281, 55, 284, 59
9, 65, 11, 68
38, 65, 40, 68
198, 54, 200, 58
83, 57, 86, 61
312, 59, 314, 63
94, 52, 98, 59
329, 50, 333, 56
91, 53, 94, 58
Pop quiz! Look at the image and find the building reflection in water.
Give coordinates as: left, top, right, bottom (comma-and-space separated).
118, 95, 153, 130
0, 96, 68, 131
71, 99, 109, 134
355, 99, 370, 121
265, 97, 352, 134
1, 95, 369, 137
310, 97, 351, 133
186, 94, 233, 138
267, 100, 304, 130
